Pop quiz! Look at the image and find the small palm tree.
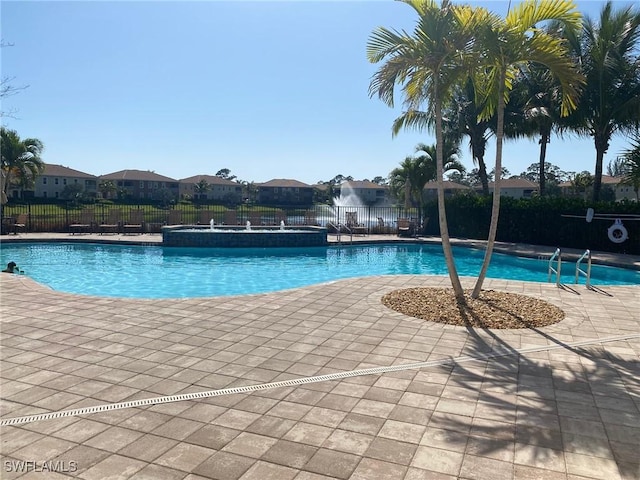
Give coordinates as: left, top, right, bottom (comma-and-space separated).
0, 127, 45, 199
368, 0, 489, 302
470, 0, 584, 298
98, 180, 117, 199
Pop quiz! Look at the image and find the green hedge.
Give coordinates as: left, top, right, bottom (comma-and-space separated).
424, 196, 640, 254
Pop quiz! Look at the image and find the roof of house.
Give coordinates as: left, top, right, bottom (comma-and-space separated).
43, 164, 97, 179
424, 181, 472, 190
601, 175, 623, 185
179, 175, 240, 186
257, 179, 312, 188
558, 175, 622, 188
486, 178, 538, 189
100, 170, 178, 182
342, 180, 387, 190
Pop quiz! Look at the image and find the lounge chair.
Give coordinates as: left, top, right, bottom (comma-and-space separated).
198, 210, 216, 225
397, 218, 413, 237
223, 210, 238, 225
274, 210, 287, 225
69, 209, 96, 234
9, 213, 28, 234
123, 209, 145, 234
166, 210, 182, 225
99, 210, 122, 234
248, 211, 262, 226
304, 210, 318, 226
346, 211, 367, 235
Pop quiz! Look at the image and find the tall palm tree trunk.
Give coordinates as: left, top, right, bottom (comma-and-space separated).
472, 70, 506, 298
435, 87, 465, 301
538, 130, 549, 195
593, 133, 608, 201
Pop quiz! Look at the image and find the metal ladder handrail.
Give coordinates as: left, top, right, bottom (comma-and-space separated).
575, 249, 592, 289
548, 248, 561, 287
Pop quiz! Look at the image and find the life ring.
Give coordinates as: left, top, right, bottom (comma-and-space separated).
607, 219, 628, 244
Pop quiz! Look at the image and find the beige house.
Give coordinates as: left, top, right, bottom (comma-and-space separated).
179, 175, 242, 203
340, 180, 389, 205
558, 175, 636, 202
480, 178, 538, 199
423, 180, 473, 198
33, 164, 98, 200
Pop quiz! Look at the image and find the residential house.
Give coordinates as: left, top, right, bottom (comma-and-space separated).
100, 170, 179, 201
478, 178, 539, 199
179, 175, 242, 203
340, 180, 389, 205
558, 175, 637, 202
423, 180, 473, 198
256, 179, 314, 205
32, 164, 98, 200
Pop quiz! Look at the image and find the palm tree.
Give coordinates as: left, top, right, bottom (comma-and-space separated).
193, 179, 210, 201
389, 156, 429, 211
368, 0, 489, 302
620, 135, 640, 201
98, 180, 117, 199
443, 79, 493, 195
508, 58, 567, 196
0, 127, 45, 198
390, 142, 464, 229
564, 2, 640, 201
470, 0, 583, 298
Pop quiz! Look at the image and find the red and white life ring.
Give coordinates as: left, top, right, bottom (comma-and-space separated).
607, 219, 628, 244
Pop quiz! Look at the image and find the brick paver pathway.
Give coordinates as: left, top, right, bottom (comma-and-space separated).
1, 244, 638, 480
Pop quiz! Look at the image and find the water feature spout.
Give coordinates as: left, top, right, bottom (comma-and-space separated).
210, 219, 215, 231
246, 221, 251, 231
280, 220, 285, 230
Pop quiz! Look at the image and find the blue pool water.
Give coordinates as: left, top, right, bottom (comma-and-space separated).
1, 242, 637, 298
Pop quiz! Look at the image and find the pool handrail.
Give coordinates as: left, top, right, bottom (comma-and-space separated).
548, 248, 561, 287
575, 249, 592, 289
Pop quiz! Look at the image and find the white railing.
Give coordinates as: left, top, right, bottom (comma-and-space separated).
548, 248, 561, 287
575, 249, 592, 289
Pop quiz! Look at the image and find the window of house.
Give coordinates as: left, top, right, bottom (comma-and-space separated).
140, 181, 145, 188
63, 178, 67, 185
55, 191, 59, 198
43, 191, 47, 198
55, 178, 59, 185
140, 192, 145, 199
74, 179, 78, 184
43, 177, 47, 184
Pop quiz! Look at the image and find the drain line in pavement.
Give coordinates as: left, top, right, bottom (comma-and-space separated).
1, 332, 637, 426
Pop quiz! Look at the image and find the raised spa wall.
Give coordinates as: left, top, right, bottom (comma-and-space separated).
162, 225, 328, 248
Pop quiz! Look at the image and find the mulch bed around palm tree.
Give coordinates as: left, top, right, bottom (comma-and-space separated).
382, 288, 564, 329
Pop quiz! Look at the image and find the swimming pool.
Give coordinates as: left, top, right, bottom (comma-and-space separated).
1, 242, 638, 298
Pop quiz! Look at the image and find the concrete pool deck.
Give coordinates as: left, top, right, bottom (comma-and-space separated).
1, 233, 639, 479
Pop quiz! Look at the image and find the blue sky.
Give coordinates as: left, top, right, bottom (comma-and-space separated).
1, 0, 635, 184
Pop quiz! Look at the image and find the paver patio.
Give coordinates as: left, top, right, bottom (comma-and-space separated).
0, 234, 638, 479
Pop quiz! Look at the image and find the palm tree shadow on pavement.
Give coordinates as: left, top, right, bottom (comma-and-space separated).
419, 302, 639, 479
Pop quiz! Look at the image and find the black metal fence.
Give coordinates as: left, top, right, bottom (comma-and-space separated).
2, 199, 639, 254
0, 203, 413, 235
